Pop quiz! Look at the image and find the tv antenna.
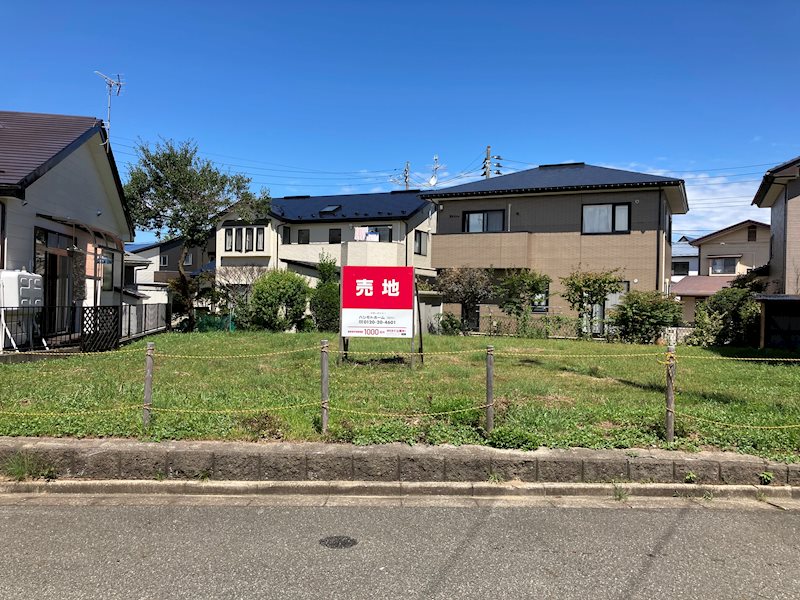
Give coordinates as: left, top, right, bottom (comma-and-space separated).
94, 71, 125, 151
428, 154, 441, 187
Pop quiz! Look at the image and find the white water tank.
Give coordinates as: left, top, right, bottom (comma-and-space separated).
0, 270, 44, 308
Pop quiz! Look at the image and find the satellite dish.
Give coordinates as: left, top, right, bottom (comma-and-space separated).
428, 174, 438, 186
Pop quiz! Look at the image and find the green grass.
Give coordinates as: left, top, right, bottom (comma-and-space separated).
0, 332, 799, 461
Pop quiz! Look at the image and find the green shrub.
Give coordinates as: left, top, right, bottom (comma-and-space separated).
249, 270, 310, 332
608, 290, 683, 344
487, 426, 540, 450
435, 312, 463, 335
686, 287, 760, 347
310, 282, 340, 332
685, 305, 724, 347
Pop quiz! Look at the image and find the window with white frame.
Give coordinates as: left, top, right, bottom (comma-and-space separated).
245, 228, 254, 252
414, 230, 428, 255
710, 257, 737, 275
224, 228, 233, 252
234, 228, 243, 252
183, 253, 193, 266
159, 255, 168, 268
256, 227, 265, 251
582, 203, 630, 234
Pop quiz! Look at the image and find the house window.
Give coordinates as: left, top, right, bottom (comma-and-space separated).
298, 229, 310, 244
672, 261, 690, 276
368, 225, 392, 242
183, 253, 193, 266
582, 203, 630, 234
747, 225, 757, 242
102, 251, 114, 292
224, 228, 233, 252
159, 255, 168, 268
234, 228, 243, 252
329, 228, 342, 244
245, 228, 254, 252
414, 230, 428, 255
710, 257, 737, 275
282, 226, 291, 245
256, 227, 265, 251
463, 210, 504, 233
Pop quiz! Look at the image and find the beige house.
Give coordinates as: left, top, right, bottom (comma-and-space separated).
423, 162, 688, 319
670, 220, 770, 324
215, 191, 437, 287
751, 157, 800, 349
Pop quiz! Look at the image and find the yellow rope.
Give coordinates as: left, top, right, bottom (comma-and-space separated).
676, 411, 800, 430
329, 404, 489, 418
156, 346, 320, 360
499, 352, 662, 359
677, 355, 800, 362
148, 401, 319, 414
0, 404, 140, 417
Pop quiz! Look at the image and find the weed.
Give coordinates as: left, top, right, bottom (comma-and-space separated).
702, 490, 714, 501
487, 472, 504, 484
755, 489, 767, 502
196, 469, 211, 482
240, 412, 286, 441
2, 452, 57, 482
612, 482, 629, 502
684, 471, 697, 484
759, 471, 774, 486
154, 471, 165, 481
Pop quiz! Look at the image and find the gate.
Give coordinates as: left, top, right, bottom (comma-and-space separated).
80, 306, 121, 352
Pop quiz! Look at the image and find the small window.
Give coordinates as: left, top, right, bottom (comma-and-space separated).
298, 229, 310, 244
256, 227, 265, 251
672, 261, 690, 276
582, 203, 630, 234
224, 228, 233, 252
282, 226, 291, 245
183, 253, 193, 266
234, 228, 243, 252
102, 251, 114, 292
747, 225, 757, 242
414, 230, 428, 255
159, 255, 168, 268
463, 210, 504, 233
329, 228, 342, 244
711, 257, 737, 275
245, 228, 254, 252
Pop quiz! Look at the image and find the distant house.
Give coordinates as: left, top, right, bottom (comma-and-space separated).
0, 111, 135, 349
751, 157, 800, 349
422, 162, 688, 323
215, 190, 437, 285
670, 235, 698, 283
670, 220, 770, 324
128, 236, 216, 287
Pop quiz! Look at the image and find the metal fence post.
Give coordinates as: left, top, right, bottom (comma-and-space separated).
486, 345, 495, 433
665, 344, 676, 443
143, 342, 155, 429
321, 339, 330, 434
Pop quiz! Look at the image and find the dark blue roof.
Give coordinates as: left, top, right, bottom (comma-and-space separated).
269, 190, 431, 223
422, 162, 683, 198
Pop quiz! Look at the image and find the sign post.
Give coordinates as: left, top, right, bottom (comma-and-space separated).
340, 266, 418, 362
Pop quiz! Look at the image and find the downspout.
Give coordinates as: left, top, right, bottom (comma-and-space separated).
656, 188, 663, 291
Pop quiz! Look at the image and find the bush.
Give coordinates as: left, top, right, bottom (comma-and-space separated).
607, 290, 683, 344
310, 282, 340, 332
434, 312, 463, 335
249, 270, 310, 332
687, 287, 760, 347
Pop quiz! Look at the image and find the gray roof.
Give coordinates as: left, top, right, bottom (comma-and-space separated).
672, 240, 698, 258
421, 162, 684, 199
270, 190, 431, 223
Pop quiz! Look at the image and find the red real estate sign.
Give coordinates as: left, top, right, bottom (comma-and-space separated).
340, 266, 415, 338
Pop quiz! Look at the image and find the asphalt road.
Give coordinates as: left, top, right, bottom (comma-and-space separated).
0, 494, 798, 600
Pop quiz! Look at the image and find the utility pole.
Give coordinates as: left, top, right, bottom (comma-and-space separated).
94, 71, 125, 152
404, 161, 410, 190
482, 145, 492, 179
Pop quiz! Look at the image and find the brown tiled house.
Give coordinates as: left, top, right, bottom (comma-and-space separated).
423, 162, 688, 319
751, 157, 800, 349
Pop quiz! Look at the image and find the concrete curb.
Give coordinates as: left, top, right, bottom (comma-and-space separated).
0, 437, 796, 489
0, 478, 796, 501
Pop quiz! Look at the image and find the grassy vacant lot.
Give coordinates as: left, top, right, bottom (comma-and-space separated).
1, 332, 799, 461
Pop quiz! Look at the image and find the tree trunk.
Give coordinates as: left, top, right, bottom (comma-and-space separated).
178, 245, 196, 332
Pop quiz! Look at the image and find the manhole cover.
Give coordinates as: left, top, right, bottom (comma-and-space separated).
319, 536, 358, 549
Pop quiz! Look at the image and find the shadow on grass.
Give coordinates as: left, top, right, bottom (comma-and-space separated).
342, 356, 408, 366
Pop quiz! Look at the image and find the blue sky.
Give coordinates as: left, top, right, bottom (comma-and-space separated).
6, 1, 799, 243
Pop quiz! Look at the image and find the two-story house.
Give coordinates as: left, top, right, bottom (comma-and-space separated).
423, 162, 687, 321
671, 220, 770, 324
215, 190, 437, 286
752, 156, 800, 349
671, 235, 699, 283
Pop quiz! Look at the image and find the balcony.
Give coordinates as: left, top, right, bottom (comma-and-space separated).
431, 232, 530, 269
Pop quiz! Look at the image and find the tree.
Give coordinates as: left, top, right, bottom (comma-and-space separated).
215, 264, 271, 330
249, 270, 310, 332
436, 268, 493, 329
607, 290, 682, 344
496, 269, 551, 318
125, 139, 270, 331
310, 252, 340, 332
560, 268, 623, 338
702, 287, 760, 346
